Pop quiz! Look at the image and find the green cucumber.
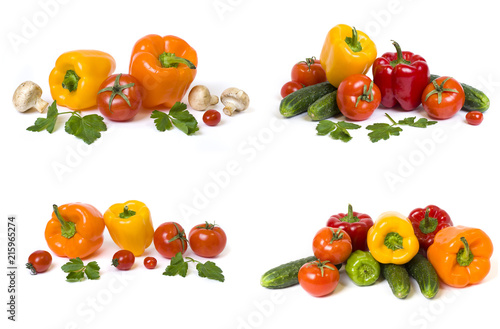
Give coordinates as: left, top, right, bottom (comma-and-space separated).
260, 256, 342, 289
280, 82, 336, 118
381, 263, 410, 299
430, 74, 490, 112
405, 254, 439, 299
307, 91, 340, 121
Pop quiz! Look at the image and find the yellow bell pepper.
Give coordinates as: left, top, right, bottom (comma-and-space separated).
49, 50, 116, 110
367, 211, 419, 265
103, 200, 154, 256
320, 24, 377, 88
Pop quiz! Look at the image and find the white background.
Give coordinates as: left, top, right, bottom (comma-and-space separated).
1, 0, 499, 328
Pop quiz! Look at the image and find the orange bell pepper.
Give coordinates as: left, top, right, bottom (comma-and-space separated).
129, 34, 197, 109
427, 226, 493, 288
44, 203, 105, 259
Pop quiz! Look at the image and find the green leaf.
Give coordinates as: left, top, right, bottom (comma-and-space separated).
398, 117, 437, 128
196, 261, 225, 282
337, 121, 362, 130
65, 270, 85, 282
163, 252, 188, 277
330, 126, 353, 143
61, 257, 84, 272
366, 123, 402, 143
65, 113, 107, 145
26, 101, 59, 133
316, 120, 336, 135
84, 261, 101, 280
151, 110, 173, 132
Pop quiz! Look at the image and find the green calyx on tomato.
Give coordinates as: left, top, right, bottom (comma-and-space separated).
339, 204, 360, 223
456, 237, 474, 267
168, 223, 188, 252
62, 70, 80, 93
119, 206, 136, 219
389, 40, 411, 67
329, 228, 345, 243
345, 26, 362, 53
424, 77, 459, 104
297, 57, 317, 71
97, 74, 135, 111
315, 260, 338, 277
384, 232, 404, 251
355, 81, 375, 107
158, 52, 196, 69
418, 208, 438, 234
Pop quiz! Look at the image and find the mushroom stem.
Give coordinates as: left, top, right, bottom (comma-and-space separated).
34, 97, 49, 113
223, 104, 236, 116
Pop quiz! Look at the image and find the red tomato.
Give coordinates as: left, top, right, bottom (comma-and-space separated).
26, 250, 52, 275
281, 81, 303, 98
189, 222, 227, 258
203, 109, 221, 126
112, 250, 135, 270
154, 222, 188, 259
298, 260, 340, 297
422, 76, 465, 120
313, 227, 352, 264
336, 74, 381, 121
465, 111, 483, 125
291, 57, 327, 86
143, 257, 157, 269
97, 74, 143, 122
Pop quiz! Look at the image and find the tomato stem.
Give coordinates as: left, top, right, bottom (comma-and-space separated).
355, 81, 375, 107
168, 223, 188, 252
97, 74, 135, 111
424, 77, 459, 104
329, 228, 344, 243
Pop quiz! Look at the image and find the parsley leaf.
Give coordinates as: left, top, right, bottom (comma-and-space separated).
151, 102, 198, 135
316, 120, 361, 142
65, 113, 107, 145
366, 123, 403, 142
27, 101, 59, 133
61, 258, 100, 282
398, 117, 437, 128
163, 252, 189, 277
196, 261, 225, 282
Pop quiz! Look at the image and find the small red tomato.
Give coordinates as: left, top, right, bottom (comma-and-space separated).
313, 227, 352, 264
281, 81, 303, 98
26, 250, 52, 274
143, 257, 157, 269
422, 76, 465, 120
298, 260, 340, 297
154, 222, 188, 259
465, 111, 484, 125
203, 109, 221, 126
291, 57, 327, 86
337, 74, 381, 121
189, 222, 227, 258
112, 250, 135, 270
97, 73, 143, 122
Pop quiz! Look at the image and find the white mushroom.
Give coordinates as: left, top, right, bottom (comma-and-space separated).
188, 85, 219, 111
12, 81, 49, 113
220, 87, 249, 116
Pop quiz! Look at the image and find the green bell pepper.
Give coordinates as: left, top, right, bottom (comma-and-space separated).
346, 250, 380, 286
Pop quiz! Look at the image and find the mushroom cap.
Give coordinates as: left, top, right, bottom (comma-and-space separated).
220, 87, 250, 111
13, 81, 44, 112
188, 85, 218, 111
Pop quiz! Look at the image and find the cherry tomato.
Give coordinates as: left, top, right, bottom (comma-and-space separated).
188, 222, 227, 258
97, 73, 143, 122
422, 76, 465, 120
291, 57, 327, 86
465, 111, 484, 125
313, 227, 352, 264
336, 74, 381, 121
280, 81, 303, 98
26, 250, 52, 275
143, 257, 157, 269
112, 250, 135, 270
203, 109, 221, 126
298, 260, 340, 297
154, 222, 188, 259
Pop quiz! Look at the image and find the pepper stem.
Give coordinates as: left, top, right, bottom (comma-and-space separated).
419, 208, 438, 234
389, 40, 411, 67
119, 206, 136, 219
53, 204, 76, 239
384, 232, 403, 251
158, 52, 196, 69
62, 70, 80, 93
340, 204, 360, 223
345, 26, 362, 53
456, 237, 474, 267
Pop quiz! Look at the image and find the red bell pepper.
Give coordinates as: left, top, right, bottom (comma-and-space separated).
326, 204, 373, 252
372, 40, 430, 111
408, 205, 453, 251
